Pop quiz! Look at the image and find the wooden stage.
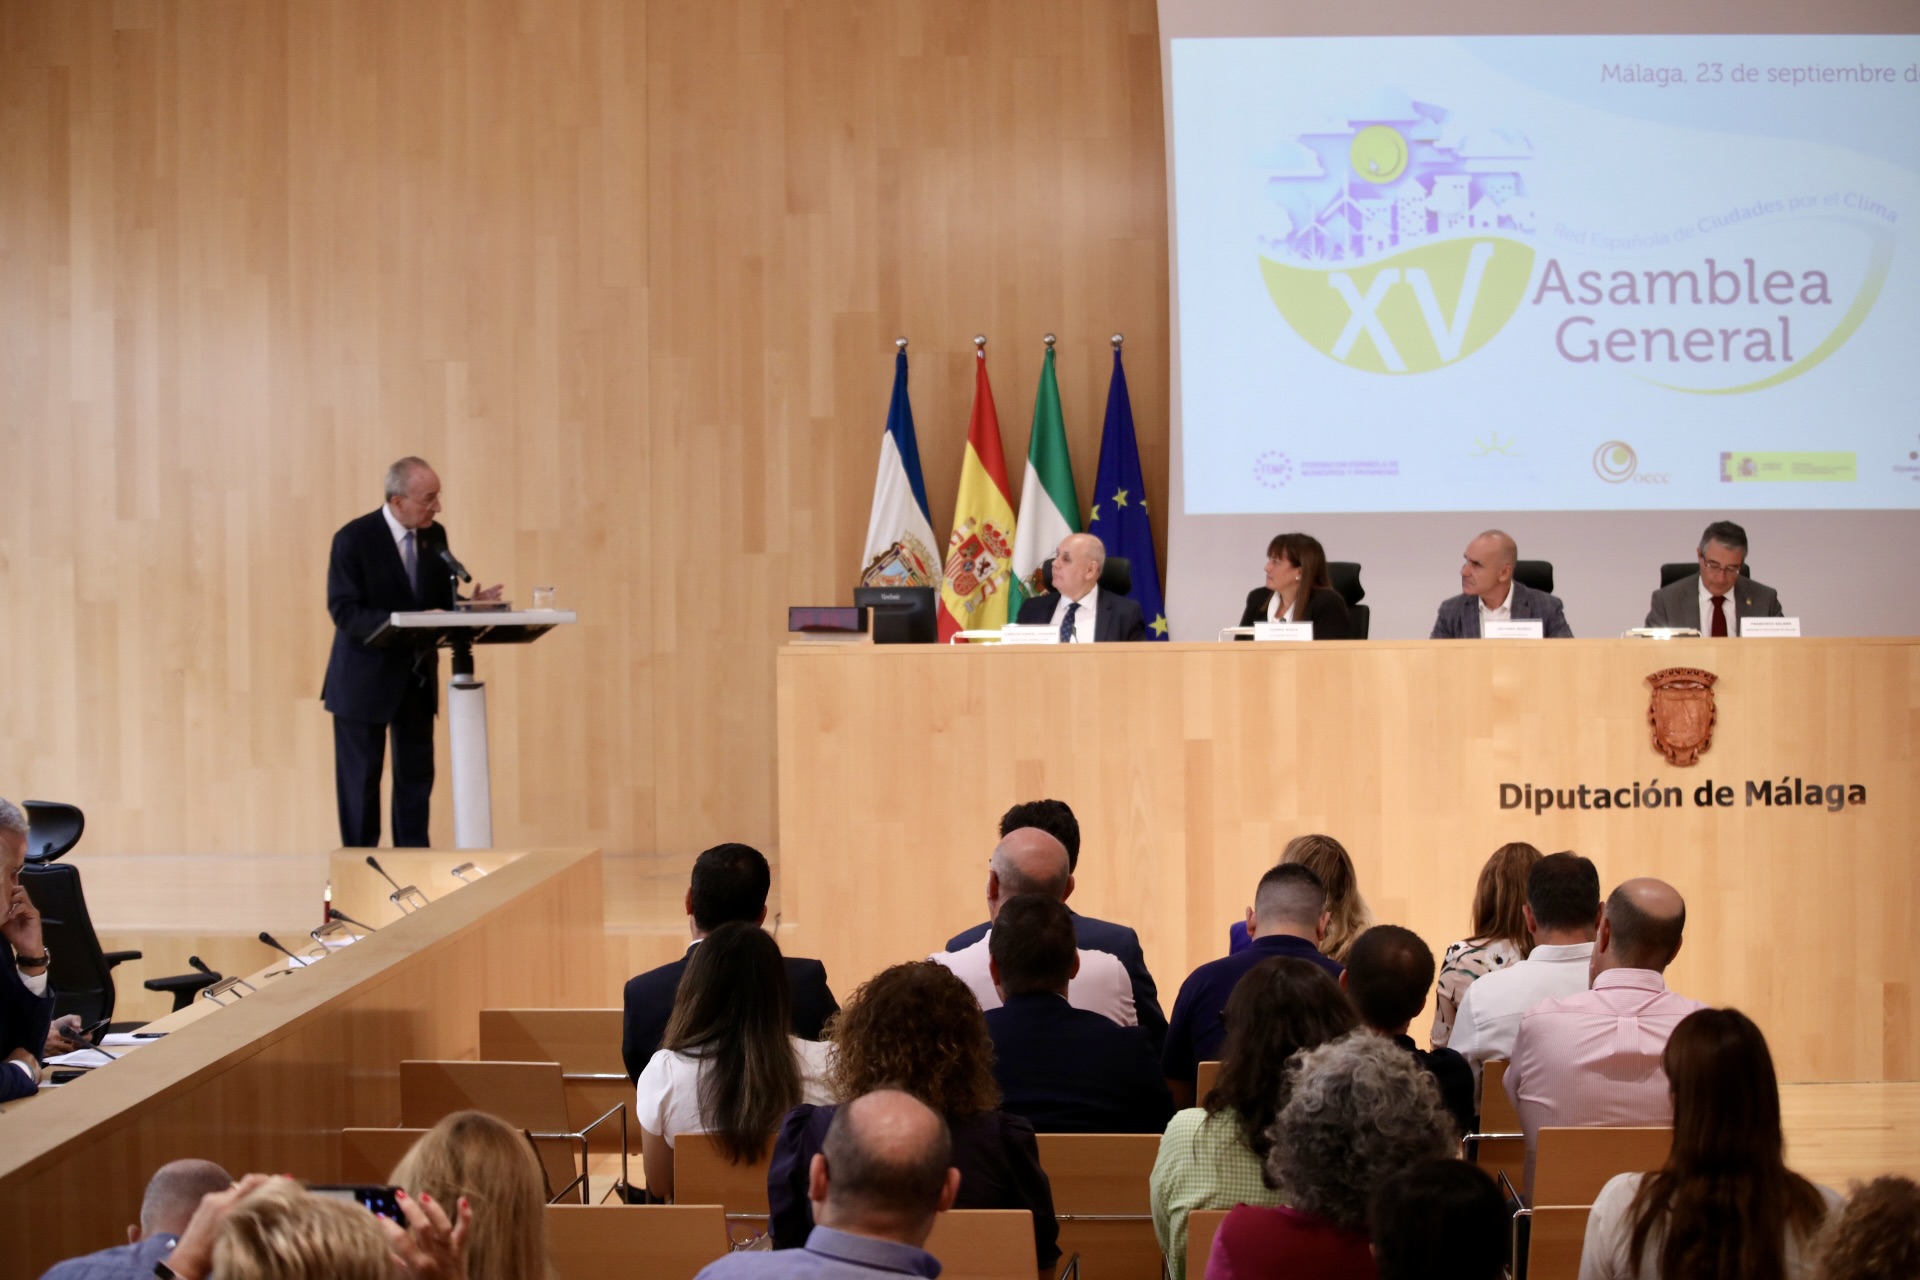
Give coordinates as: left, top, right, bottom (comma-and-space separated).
777, 637, 1920, 1084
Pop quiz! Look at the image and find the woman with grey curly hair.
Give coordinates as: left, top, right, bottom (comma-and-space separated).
1203, 1032, 1455, 1280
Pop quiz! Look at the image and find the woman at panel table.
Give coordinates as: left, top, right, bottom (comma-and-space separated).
1239, 532, 1352, 640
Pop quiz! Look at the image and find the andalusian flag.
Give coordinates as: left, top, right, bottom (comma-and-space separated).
937, 347, 1017, 641
1009, 345, 1079, 617
858, 347, 939, 588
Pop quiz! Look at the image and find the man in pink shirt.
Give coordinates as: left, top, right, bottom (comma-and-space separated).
1504, 877, 1705, 1199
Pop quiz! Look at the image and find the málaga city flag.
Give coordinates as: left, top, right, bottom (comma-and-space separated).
1086, 345, 1169, 639
1008, 345, 1079, 618
858, 347, 939, 587
937, 347, 1017, 641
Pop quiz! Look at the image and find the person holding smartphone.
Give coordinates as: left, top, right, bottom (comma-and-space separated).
1, 798, 55, 1103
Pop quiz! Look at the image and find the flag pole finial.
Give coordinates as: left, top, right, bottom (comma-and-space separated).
896, 336, 908, 351
1043, 333, 1056, 348
1110, 333, 1124, 349
974, 334, 987, 357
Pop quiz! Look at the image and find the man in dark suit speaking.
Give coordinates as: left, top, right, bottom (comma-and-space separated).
1430, 529, 1573, 639
1014, 532, 1147, 642
322, 457, 499, 848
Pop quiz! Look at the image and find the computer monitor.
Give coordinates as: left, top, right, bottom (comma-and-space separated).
852, 586, 937, 644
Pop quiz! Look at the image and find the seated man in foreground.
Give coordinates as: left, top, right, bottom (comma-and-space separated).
1341, 924, 1476, 1138
985, 893, 1173, 1134
622, 842, 837, 1080
40, 1159, 235, 1280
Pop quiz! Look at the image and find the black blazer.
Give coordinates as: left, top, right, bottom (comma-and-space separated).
1394, 1034, 1477, 1138
1238, 586, 1351, 640
620, 946, 838, 1081
986, 993, 1174, 1135
321, 510, 460, 723
0, 962, 54, 1103
1014, 591, 1148, 641
946, 911, 1168, 1056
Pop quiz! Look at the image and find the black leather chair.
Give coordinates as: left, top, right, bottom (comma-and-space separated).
1660, 561, 1750, 588
1326, 562, 1369, 639
1038, 555, 1132, 598
1513, 560, 1555, 594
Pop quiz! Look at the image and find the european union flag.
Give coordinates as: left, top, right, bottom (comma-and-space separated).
1086, 347, 1168, 639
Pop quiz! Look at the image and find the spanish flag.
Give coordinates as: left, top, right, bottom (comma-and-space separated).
938, 346, 1018, 641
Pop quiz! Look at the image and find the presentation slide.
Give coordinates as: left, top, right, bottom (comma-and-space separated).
1172, 35, 1920, 514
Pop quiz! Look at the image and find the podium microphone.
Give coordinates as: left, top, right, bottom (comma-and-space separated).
329, 907, 378, 933
258, 932, 306, 965
365, 855, 406, 895
435, 546, 472, 584
188, 955, 217, 978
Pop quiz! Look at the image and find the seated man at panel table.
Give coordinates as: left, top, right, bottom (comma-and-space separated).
945, 799, 1166, 1054
930, 828, 1136, 1028
694, 1089, 960, 1280
1430, 529, 1573, 639
39, 1159, 235, 1280
1013, 532, 1147, 642
1341, 924, 1476, 1138
1448, 851, 1600, 1086
1, 797, 55, 1104
1505, 877, 1706, 1198
1645, 519, 1786, 635
621, 842, 838, 1081
984, 894, 1173, 1135
1161, 863, 1342, 1109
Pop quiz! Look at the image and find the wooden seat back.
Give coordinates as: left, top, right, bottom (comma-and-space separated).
1533, 1127, 1671, 1206
1481, 1059, 1521, 1132
340, 1128, 428, 1183
478, 1009, 633, 1148
398, 1060, 577, 1197
545, 1204, 729, 1280
1195, 1061, 1220, 1101
924, 1209, 1037, 1280
1467, 1134, 1527, 1199
1035, 1133, 1160, 1280
674, 1132, 775, 1243
1184, 1209, 1230, 1280
1525, 1205, 1593, 1280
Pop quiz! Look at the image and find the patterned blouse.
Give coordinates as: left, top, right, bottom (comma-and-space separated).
1430, 936, 1524, 1048
1151, 1107, 1283, 1280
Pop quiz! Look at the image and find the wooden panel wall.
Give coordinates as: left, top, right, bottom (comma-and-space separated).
0, 1, 1169, 874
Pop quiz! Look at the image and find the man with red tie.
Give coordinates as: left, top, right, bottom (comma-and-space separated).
1645, 520, 1785, 635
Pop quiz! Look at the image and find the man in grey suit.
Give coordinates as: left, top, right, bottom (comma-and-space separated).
1646, 520, 1784, 635
1430, 530, 1573, 638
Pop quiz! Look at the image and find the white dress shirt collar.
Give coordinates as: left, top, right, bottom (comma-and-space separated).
380, 500, 412, 549
1050, 584, 1100, 642
1699, 576, 1736, 632
1479, 583, 1516, 629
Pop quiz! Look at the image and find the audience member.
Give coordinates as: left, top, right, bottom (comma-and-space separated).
1431, 841, 1542, 1048
1342, 925, 1474, 1138
391, 1110, 551, 1280
1151, 958, 1357, 1280
38, 1159, 234, 1280
698, 1091, 960, 1280
1205, 1033, 1454, 1280
622, 842, 837, 1080
1, 797, 54, 1103
1812, 1176, 1920, 1280
946, 800, 1168, 1052
984, 894, 1172, 1134
637, 921, 834, 1202
1369, 1161, 1508, 1280
1580, 1008, 1839, 1280
1448, 850, 1600, 1082
1166, 864, 1341, 1106
930, 828, 1134, 1027
1508, 877, 1706, 1197
1228, 833, 1372, 963
159, 1174, 469, 1280
769, 962, 1060, 1273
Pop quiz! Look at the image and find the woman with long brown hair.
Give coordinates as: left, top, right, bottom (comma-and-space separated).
1431, 841, 1542, 1047
1580, 1007, 1839, 1280
1238, 532, 1352, 639
391, 1111, 551, 1280
635, 922, 834, 1201
767, 961, 1060, 1278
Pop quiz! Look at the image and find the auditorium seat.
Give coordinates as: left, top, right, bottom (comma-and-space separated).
923, 1209, 1038, 1280
400, 1059, 627, 1202
1184, 1209, 1230, 1280
340, 1128, 429, 1182
673, 1132, 774, 1245
1513, 560, 1554, 593
545, 1203, 729, 1280
1464, 1134, 1526, 1198
1036, 1133, 1160, 1280
1532, 1127, 1671, 1206
1480, 1060, 1521, 1134
1518, 1204, 1591, 1280
479, 1009, 633, 1149
1194, 1061, 1220, 1101
1661, 560, 1750, 588
1326, 562, 1369, 638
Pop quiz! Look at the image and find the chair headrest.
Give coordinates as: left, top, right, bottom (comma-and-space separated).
1513, 560, 1554, 594
22, 800, 85, 864
1326, 561, 1365, 607
1040, 556, 1133, 599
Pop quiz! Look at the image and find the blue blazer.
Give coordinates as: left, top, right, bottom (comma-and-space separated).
947, 910, 1167, 1054
0, 962, 54, 1103
986, 992, 1173, 1135
321, 510, 461, 724
1429, 580, 1573, 639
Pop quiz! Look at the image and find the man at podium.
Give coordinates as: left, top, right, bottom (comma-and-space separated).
322, 457, 499, 847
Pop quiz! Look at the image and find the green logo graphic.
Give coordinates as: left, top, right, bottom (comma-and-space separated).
1260, 238, 1536, 375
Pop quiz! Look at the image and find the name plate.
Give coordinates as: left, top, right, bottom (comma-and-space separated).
1484, 619, 1545, 640
1252, 622, 1314, 643
1742, 617, 1802, 638
997, 624, 1062, 645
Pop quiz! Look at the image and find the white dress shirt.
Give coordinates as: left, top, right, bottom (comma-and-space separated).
1477, 586, 1515, 632
929, 936, 1136, 1027
636, 1036, 835, 1144
1578, 1172, 1841, 1280
380, 502, 421, 591
1265, 593, 1296, 623
1048, 586, 1099, 643
1447, 942, 1594, 1082
1699, 577, 1735, 634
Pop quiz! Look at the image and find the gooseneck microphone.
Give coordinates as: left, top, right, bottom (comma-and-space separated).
329, 907, 378, 933
258, 932, 305, 965
366, 855, 406, 895
187, 955, 216, 978
435, 546, 472, 584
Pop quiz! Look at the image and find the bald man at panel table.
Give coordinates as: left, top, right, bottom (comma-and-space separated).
1429, 529, 1573, 639
1014, 533, 1148, 642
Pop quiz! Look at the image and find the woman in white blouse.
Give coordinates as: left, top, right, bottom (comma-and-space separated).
1431, 841, 1540, 1047
637, 921, 834, 1200
1580, 1007, 1840, 1280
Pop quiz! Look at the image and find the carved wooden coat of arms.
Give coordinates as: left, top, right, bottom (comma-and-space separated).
1646, 668, 1717, 767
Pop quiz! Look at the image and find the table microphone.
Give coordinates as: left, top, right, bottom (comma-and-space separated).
188, 955, 218, 978
258, 932, 306, 965
329, 907, 378, 933
365, 855, 406, 895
